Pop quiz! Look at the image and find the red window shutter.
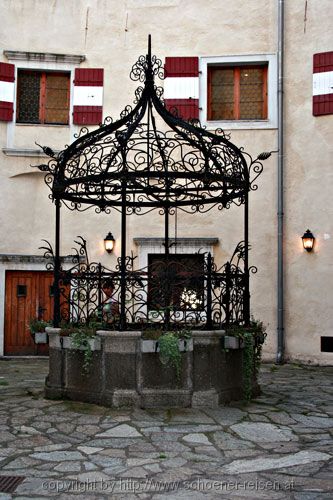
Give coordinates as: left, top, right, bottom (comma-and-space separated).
165, 57, 199, 77
73, 68, 104, 125
0, 62, 15, 122
74, 68, 104, 87
164, 57, 199, 121
165, 99, 199, 121
313, 51, 333, 116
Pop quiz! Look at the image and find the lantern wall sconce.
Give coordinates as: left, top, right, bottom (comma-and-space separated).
302, 229, 315, 252
104, 232, 115, 254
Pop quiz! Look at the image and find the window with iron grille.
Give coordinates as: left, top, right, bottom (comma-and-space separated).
207, 64, 268, 121
148, 254, 205, 311
16, 70, 70, 125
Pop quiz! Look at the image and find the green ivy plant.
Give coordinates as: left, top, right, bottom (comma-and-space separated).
59, 322, 98, 375
70, 330, 95, 376
142, 328, 192, 384
158, 332, 182, 383
226, 318, 267, 402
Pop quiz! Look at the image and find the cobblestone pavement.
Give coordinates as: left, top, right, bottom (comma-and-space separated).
0, 359, 332, 499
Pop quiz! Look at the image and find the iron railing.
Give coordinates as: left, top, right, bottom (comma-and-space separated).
41, 238, 253, 330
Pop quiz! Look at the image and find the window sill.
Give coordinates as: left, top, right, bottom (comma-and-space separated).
3, 148, 60, 158
202, 119, 277, 131
15, 123, 69, 128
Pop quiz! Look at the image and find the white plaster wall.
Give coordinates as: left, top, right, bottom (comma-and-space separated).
0, 0, 331, 363
283, 0, 333, 364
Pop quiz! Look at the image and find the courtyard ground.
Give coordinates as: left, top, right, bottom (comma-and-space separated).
0, 359, 332, 499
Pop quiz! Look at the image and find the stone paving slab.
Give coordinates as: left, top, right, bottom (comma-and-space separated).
0, 359, 332, 498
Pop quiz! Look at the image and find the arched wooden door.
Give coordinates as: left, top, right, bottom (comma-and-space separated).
4, 271, 54, 355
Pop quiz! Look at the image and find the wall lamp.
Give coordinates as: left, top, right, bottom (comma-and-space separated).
104, 232, 115, 254
302, 229, 315, 252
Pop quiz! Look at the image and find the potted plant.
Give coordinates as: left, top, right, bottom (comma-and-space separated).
28, 318, 50, 344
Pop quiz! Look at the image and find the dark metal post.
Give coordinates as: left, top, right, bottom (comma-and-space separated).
206, 252, 212, 329
225, 262, 231, 327
53, 198, 61, 327
97, 262, 102, 321
243, 192, 250, 326
120, 180, 127, 330
164, 205, 170, 329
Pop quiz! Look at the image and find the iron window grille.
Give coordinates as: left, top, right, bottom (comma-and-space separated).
16, 70, 70, 125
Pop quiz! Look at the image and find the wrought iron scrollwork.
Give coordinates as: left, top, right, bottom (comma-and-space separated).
35, 36, 269, 329
36, 36, 269, 215
42, 237, 250, 329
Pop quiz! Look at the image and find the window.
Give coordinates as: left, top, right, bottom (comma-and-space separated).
148, 254, 205, 311
207, 65, 268, 121
16, 284, 27, 297
199, 54, 277, 129
16, 70, 70, 125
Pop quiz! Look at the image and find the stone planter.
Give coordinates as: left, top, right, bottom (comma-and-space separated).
62, 336, 101, 351
221, 335, 244, 349
34, 332, 48, 344
141, 338, 193, 353
45, 328, 254, 409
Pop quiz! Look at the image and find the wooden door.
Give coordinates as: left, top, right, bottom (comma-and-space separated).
4, 271, 54, 355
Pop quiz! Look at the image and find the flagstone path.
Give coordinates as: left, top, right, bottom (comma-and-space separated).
0, 359, 332, 498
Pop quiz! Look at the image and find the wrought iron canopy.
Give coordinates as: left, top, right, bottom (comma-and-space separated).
37, 36, 265, 215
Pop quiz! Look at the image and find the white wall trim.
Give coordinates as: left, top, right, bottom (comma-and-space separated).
134, 237, 219, 269
4, 50, 85, 64
199, 53, 278, 130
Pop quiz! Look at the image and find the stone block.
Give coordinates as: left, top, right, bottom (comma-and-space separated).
101, 331, 141, 353
112, 390, 140, 408
192, 389, 219, 408
140, 389, 192, 408
140, 351, 191, 389
104, 353, 137, 389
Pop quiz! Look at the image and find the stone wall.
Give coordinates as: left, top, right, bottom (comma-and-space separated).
45, 328, 253, 408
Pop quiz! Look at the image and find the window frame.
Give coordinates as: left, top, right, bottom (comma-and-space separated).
147, 253, 205, 311
207, 64, 268, 121
16, 69, 70, 126
200, 54, 277, 130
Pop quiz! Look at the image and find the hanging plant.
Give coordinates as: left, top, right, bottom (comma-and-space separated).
242, 332, 254, 402
62, 322, 99, 375
226, 318, 267, 402
158, 332, 182, 383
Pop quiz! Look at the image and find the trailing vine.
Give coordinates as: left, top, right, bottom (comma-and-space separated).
60, 322, 99, 376
226, 318, 267, 402
159, 332, 182, 383
242, 332, 254, 402
70, 331, 95, 376
142, 329, 192, 384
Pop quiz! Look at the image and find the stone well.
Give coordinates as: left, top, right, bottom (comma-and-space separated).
45, 328, 258, 408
